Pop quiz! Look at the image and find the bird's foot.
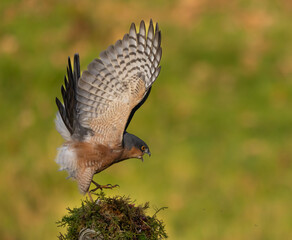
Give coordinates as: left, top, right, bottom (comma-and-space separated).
98, 183, 120, 189
91, 180, 120, 191
87, 181, 119, 201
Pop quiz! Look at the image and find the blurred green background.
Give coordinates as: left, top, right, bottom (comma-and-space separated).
1, 0, 292, 239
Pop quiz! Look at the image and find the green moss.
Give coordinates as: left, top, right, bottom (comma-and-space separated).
57, 192, 167, 240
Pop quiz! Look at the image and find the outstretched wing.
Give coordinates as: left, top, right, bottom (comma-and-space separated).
56, 54, 93, 141
56, 20, 162, 147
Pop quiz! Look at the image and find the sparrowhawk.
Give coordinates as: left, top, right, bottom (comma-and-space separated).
55, 20, 162, 196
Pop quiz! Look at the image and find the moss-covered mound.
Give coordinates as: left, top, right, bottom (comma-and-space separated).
57, 192, 167, 240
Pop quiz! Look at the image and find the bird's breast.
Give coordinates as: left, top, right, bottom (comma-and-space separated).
73, 142, 123, 172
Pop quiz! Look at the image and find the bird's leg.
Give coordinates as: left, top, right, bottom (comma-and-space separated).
87, 191, 94, 202
91, 180, 119, 190
101, 183, 120, 189
87, 180, 119, 201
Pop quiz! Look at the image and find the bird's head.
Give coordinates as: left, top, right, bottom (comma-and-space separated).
135, 141, 151, 161
123, 132, 151, 161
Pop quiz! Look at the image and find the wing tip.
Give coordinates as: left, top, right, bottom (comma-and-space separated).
130, 22, 137, 33
56, 96, 62, 106
140, 20, 146, 27
155, 22, 159, 32
149, 18, 153, 26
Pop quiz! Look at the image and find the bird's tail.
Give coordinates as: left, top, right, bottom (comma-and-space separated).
76, 167, 95, 194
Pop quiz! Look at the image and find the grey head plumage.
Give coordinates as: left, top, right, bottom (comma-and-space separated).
123, 132, 151, 160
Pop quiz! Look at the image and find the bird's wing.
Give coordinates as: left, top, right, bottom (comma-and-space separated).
56, 54, 92, 141
56, 20, 162, 146
124, 86, 152, 131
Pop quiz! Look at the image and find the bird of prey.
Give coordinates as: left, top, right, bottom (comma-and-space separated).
55, 20, 162, 196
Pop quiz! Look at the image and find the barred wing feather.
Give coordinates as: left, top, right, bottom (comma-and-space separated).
76, 20, 162, 146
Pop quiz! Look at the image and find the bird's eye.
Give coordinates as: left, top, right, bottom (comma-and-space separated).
141, 146, 146, 151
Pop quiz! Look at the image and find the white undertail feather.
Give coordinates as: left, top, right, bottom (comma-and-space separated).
55, 145, 78, 179
55, 111, 72, 141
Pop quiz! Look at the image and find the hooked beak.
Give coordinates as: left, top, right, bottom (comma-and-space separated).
145, 148, 151, 157
140, 149, 151, 162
